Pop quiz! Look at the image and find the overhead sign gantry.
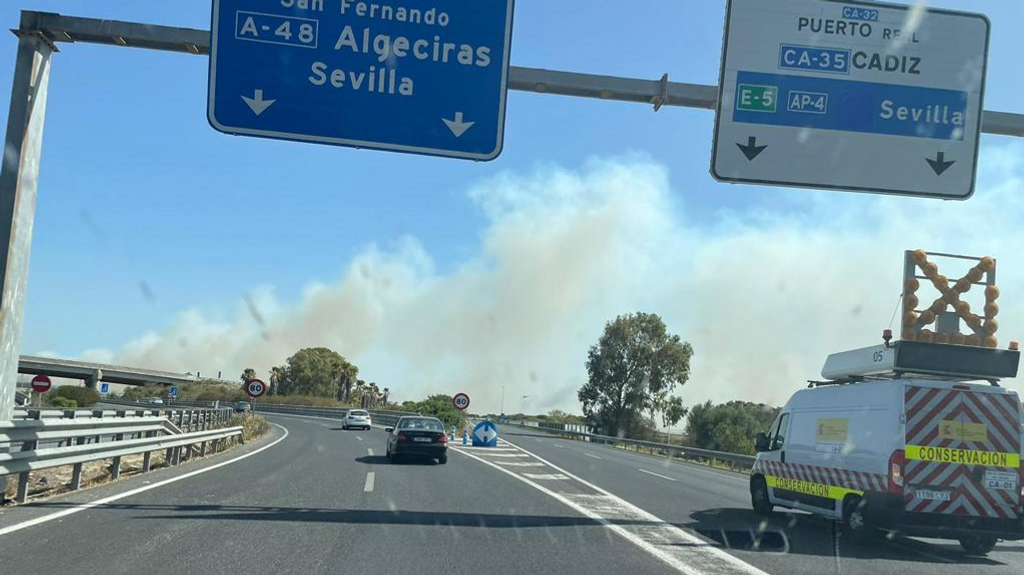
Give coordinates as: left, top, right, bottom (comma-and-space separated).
208, 0, 515, 160
712, 0, 989, 199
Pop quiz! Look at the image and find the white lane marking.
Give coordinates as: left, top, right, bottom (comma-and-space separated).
492, 440, 769, 575
585, 453, 602, 460
363, 472, 375, 492
476, 453, 530, 458
494, 461, 545, 467
553, 443, 564, 449
367, 448, 374, 456
356, 436, 364, 441
522, 473, 570, 480
450, 445, 516, 451
0, 423, 290, 537
638, 469, 677, 482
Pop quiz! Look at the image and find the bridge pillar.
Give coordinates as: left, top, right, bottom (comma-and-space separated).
84, 369, 102, 390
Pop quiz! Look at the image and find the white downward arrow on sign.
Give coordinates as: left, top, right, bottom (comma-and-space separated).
242, 89, 276, 116
442, 112, 475, 137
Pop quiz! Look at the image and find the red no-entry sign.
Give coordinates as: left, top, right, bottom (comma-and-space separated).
31, 374, 52, 393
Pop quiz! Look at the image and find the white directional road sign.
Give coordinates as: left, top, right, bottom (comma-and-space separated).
711, 0, 989, 199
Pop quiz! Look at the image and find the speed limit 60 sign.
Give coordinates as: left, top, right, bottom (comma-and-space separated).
245, 379, 266, 399
452, 392, 470, 411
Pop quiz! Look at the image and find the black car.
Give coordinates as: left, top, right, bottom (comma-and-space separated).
385, 416, 449, 464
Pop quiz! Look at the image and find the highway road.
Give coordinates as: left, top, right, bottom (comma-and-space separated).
0, 414, 1020, 575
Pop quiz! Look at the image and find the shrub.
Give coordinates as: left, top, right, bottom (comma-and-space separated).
228, 414, 271, 441
53, 386, 100, 407
50, 397, 77, 409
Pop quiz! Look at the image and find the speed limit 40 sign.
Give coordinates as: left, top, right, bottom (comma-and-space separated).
452, 392, 470, 411
245, 379, 266, 399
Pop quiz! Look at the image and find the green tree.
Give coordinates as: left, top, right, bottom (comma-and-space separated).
546, 409, 586, 425
240, 368, 257, 384
684, 401, 780, 455
47, 385, 100, 408
412, 394, 467, 429
276, 348, 357, 398
661, 395, 688, 430
337, 364, 359, 402
269, 366, 284, 396
578, 312, 693, 437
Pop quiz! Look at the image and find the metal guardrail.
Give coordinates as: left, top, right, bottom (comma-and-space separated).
2, 406, 244, 504
510, 422, 757, 469
252, 403, 414, 427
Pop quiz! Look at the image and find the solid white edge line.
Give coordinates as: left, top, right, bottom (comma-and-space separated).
497, 439, 769, 575
363, 471, 375, 492
451, 446, 704, 575
0, 423, 291, 537
638, 468, 677, 482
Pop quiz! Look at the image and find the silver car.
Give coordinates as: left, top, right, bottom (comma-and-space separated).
342, 409, 371, 430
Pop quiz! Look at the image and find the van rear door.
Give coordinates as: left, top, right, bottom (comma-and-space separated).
903, 383, 1022, 519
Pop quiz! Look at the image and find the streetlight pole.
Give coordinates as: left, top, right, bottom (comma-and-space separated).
500, 386, 505, 414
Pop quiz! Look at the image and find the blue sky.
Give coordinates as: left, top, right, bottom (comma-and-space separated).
4, 1, 1024, 410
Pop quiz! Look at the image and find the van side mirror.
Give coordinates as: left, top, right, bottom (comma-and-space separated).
754, 432, 770, 452
384, 427, 394, 434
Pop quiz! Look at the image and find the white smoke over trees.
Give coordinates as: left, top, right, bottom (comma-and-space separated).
78, 145, 1024, 413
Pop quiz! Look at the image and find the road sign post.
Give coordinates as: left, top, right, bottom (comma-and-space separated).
711, 0, 989, 199
208, 0, 515, 160
472, 420, 498, 447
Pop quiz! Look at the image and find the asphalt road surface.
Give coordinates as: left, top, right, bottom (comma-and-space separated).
0, 414, 1021, 575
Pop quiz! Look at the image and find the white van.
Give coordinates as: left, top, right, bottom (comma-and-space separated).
750, 341, 1024, 555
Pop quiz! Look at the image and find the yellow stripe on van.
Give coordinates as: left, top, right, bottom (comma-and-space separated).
765, 475, 863, 501
905, 445, 1020, 468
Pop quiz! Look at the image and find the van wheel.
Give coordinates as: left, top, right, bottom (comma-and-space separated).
959, 535, 997, 556
750, 477, 773, 515
842, 496, 869, 540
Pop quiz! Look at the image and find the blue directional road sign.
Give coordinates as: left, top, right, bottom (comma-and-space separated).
209, 0, 515, 160
100, 383, 109, 394
472, 420, 498, 447
169, 386, 178, 398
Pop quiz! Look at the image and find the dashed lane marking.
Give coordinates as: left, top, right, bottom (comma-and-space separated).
638, 469, 677, 482
364, 472, 375, 492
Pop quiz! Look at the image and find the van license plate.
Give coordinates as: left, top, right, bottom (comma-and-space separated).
915, 489, 951, 501
984, 470, 1019, 491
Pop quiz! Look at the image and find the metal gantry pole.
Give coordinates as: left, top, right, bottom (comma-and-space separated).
0, 15, 54, 423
